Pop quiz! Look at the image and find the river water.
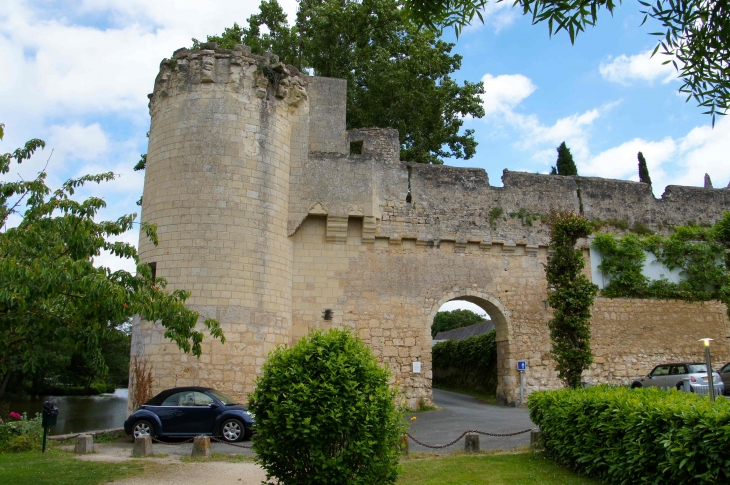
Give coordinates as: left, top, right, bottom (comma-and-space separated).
4, 389, 129, 435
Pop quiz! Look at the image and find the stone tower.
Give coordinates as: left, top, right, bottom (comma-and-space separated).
134, 44, 308, 399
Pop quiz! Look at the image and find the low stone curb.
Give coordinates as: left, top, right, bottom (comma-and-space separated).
48, 427, 126, 441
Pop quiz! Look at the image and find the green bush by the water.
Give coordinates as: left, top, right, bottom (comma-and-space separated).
527, 386, 730, 484
249, 328, 405, 485
432, 331, 497, 395
0, 412, 43, 452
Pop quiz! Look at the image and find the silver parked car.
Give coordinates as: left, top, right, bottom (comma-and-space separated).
631, 362, 724, 396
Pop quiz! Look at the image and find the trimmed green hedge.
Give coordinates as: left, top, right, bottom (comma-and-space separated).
432, 331, 496, 395
527, 386, 730, 484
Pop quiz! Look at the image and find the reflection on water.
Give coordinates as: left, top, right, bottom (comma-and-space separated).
4, 389, 129, 435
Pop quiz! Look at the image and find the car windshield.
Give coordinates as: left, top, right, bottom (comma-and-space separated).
687, 364, 707, 373
208, 390, 238, 405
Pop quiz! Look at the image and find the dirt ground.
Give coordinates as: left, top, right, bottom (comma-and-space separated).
66, 442, 269, 485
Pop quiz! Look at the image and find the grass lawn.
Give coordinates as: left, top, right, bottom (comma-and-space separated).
398, 451, 600, 485
0, 449, 151, 485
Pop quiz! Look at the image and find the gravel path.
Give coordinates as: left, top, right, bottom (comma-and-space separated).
105, 461, 268, 485
69, 442, 267, 485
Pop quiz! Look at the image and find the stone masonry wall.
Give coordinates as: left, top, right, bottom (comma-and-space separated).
132, 43, 730, 411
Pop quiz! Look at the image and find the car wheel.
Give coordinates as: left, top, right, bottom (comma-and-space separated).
133, 420, 154, 439
631, 382, 642, 389
220, 419, 244, 442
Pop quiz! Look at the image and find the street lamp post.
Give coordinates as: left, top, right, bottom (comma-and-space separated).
699, 338, 715, 402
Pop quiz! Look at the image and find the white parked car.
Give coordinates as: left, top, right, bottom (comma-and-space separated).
631, 362, 724, 397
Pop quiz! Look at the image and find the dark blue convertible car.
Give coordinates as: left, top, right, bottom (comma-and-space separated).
124, 387, 255, 442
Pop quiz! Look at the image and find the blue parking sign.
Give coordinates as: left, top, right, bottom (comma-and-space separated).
517, 360, 526, 371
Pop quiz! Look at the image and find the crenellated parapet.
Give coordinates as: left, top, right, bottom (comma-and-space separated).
148, 42, 308, 113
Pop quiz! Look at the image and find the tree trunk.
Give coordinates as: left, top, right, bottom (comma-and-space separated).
0, 371, 11, 399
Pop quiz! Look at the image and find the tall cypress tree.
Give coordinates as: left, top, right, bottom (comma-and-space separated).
638, 152, 652, 185
555, 142, 578, 176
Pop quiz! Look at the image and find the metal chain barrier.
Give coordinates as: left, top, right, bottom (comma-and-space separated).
210, 436, 253, 449
406, 427, 538, 449
150, 436, 195, 446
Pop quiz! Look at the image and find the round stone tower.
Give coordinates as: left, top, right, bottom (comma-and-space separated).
132, 43, 309, 403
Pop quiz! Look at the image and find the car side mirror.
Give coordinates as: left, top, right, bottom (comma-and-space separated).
208, 403, 219, 409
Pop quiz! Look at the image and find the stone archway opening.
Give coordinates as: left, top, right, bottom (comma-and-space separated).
428, 291, 513, 406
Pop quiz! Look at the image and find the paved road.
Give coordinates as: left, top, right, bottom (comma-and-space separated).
109, 389, 534, 457
405, 389, 535, 453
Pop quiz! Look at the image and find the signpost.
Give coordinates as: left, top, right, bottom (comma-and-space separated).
517, 360, 526, 404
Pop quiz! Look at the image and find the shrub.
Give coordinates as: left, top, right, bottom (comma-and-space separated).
527, 386, 730, 484
0, 412, 43, 451
432, 331, 497, 395
248, 329, 404, 485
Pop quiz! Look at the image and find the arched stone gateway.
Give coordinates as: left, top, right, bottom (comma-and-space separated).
130, 43, 730, 411
429, 292, 513, 404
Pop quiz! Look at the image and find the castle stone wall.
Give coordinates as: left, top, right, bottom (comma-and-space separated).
132, 43, 730, 409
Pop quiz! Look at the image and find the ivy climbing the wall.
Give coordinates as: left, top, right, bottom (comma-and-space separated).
593, 214, 730, 312
545, 211, 599, 389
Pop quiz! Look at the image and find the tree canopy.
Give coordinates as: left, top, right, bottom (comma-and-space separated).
551, 141, 578, 176
196, 0, 485, 164
403, 0, 730, 123
638, 152, 652, 185
0, 129, 224, 398
431, 308, 487, 337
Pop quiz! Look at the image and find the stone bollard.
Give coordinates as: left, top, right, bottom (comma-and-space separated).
74, 434, 94, 454
530, 429, 542, 449
132, 436, 152, 457
192, 435, 211, 458
464, 433, 480, 453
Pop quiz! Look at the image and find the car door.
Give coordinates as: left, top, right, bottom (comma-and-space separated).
648, 365, 670, 389
720, 363, 730, 392
184, 392, 220, 434
666, 365, 687, 389
156, 391, 219, 434
156, 391, 190, 434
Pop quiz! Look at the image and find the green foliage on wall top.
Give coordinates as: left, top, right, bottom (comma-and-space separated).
593, 215, 730, 314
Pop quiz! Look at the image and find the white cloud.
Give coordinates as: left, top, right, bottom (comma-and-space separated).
477, 71, 611, 167
579, 117, 730, 192
599, 49, 677, 86
581, 137, 676, 181
480, 73, 536, 115
673, 118, 730, 188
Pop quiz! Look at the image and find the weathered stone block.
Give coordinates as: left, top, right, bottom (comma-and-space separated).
464, 433, 480, 453
192, 435, 211, 458
132, 436, 152, 457
74, 434, 93, 454
530, 429, 542, 449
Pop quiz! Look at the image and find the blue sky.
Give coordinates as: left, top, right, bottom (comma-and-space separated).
2, 0, 728, 285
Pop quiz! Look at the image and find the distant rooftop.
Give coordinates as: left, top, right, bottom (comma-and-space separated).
434, 321, 494, 342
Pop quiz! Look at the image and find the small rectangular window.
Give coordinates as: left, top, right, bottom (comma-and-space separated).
149, 262, 157, 281
350, 141, 363, 155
